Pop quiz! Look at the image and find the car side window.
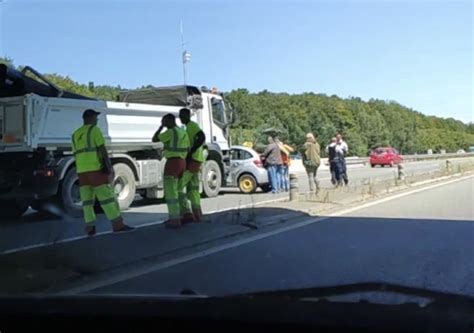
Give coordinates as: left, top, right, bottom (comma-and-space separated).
231, 149, 242, 160
242, 151, 253, 160
231, 149, 253, 160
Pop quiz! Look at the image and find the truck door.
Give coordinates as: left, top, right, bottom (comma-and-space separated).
209, 96, 230, 151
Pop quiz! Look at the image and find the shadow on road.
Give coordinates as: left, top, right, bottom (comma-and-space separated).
1, 206, 473, 296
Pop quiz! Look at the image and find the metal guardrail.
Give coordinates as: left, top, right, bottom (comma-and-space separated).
401, 152, 474, 162
322, 153, 474, 166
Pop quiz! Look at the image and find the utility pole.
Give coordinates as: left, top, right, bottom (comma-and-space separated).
180, 20, 191, 86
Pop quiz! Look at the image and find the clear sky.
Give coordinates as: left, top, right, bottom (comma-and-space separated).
0, 0, 472, 123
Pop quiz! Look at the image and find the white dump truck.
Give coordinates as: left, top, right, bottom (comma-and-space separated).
0, 65, 233, 218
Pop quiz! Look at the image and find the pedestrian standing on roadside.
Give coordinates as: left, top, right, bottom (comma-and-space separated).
261, 136, 283, 193
327, 137, 343, 187
336, 133, 349, 185
275, 138, 294, 192
72, 109, 134, 236
301, 133, 321, 192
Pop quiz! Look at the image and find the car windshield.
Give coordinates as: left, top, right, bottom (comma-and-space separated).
0, 0, 473, 328
374, 149, 388, 154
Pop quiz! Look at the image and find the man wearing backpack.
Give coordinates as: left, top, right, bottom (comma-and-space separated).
301, 133, 321, 192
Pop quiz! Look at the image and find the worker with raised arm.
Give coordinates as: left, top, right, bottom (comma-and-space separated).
72, 109, 134, 236
152, 113, 190, 229
178, 108, 206, 223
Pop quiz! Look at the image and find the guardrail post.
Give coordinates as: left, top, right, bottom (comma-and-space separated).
289, 173, 299, 202
446, 160, 453, 173
397, 163, 405, 181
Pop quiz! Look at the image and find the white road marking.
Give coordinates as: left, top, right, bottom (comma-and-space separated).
60, 215, 333, 295
60, 174, 474, 294
329, 174, 473, 217
1, 196, 288, 255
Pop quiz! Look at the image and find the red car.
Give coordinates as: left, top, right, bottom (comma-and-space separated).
370, 147, 403, 167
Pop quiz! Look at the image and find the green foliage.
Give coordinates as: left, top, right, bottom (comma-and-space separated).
227, 90, 474, 155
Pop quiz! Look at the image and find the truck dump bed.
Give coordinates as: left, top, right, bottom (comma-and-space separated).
0, 94, 181, 153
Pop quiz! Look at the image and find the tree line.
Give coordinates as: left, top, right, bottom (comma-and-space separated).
225, 89, 474, 156
2, 57, 473, 156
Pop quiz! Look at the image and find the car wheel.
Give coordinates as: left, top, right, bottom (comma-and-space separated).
371, 164, 375, 168
260, 183, 272, 193
112, 163, 136, 211
202, 160, 222, 198
238, 174, 257, 194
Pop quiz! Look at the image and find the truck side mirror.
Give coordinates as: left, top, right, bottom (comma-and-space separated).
225, 102, 237, 127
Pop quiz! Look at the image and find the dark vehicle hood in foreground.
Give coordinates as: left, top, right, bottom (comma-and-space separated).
0, 283, 472, 332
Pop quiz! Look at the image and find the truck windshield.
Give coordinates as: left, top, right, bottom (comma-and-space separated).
211, 98, 226, 127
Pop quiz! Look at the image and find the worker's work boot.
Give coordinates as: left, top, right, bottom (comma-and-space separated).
113, 225, 136, 233
181, 212, 195, 225
85, 225, 96, 237
165, 219, 182, 229
112, 220, 136, 233
192, 208, 203, 223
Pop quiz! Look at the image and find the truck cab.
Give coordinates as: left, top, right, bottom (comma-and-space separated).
118, 85, 233, 198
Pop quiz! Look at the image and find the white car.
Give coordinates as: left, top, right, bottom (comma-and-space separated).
456, 149, 466, 154
226, 146, 271, 193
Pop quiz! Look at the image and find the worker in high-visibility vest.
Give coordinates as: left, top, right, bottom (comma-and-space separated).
152, 113, 190, 229
178, 108, 206, 223
72, 109, 134, 236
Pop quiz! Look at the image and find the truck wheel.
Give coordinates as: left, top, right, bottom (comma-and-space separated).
60, 168, 83, 218
112, 163, 136, 211
202, 160, 222, 198
238, 174, 257, 194
0, 200, 28, 220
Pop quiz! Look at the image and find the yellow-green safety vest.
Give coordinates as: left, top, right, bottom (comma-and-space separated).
186, 121, 205, 162
159, 127, 190, 159
72, 125, 105, 173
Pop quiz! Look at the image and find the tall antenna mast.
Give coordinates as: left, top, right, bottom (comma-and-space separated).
180, 20, 191, 85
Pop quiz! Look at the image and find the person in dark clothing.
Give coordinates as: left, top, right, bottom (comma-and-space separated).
336, 133, 349, 185
327, 137, 343, 187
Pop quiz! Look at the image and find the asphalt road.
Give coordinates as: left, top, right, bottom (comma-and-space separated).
91, 176, 474, 298
0, 158, 472, 254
